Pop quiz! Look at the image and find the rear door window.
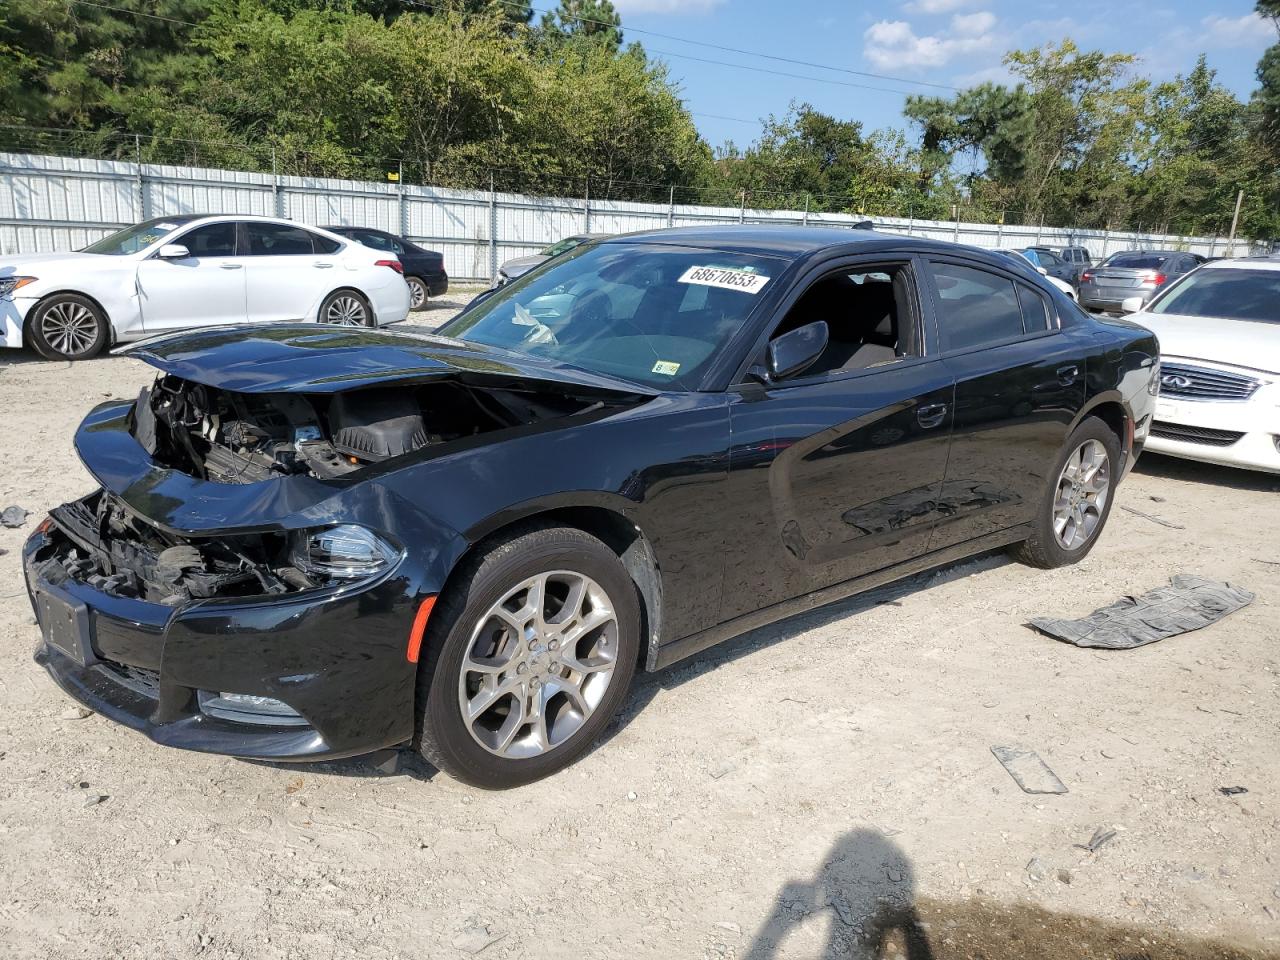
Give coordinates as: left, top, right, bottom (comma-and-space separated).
246, 223, 321, 255
928, 262, 1026, 352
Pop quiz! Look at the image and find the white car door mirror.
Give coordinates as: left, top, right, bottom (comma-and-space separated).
156, 243, 190, 260
1036, 266, 1049, 276
1121, 296, 1145, 314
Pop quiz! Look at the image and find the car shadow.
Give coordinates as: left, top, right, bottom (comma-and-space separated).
603, 549, 1012, 747
1135, 451, 1280, 493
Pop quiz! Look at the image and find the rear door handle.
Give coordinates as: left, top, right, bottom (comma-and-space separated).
219, 263, 243, 270
917, 403, 948, 429
1057, 364, 1080, 386
313, 262, 335, 269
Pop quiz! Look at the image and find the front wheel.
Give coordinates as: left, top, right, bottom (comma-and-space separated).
319, 289, 373, 327
1010, 416, 1120, 569
27, 294, 109, 360
416, 526, 641, 789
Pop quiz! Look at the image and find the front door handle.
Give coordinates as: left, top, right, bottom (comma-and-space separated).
313, 262, 335, 269
219, 263, 243, 270
917, 403, 948, 429
1057, 364, 1080, 386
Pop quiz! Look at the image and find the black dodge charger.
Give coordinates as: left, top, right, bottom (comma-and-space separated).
24, 226, 1159, 788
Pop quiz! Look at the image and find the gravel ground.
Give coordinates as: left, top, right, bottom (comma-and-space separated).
1, 297, 1278, 959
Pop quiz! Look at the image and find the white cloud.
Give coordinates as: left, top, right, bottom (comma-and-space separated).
902, 0, 974, 13
864, 12, 998, 69
612, 0, 724, 12
1200, 12, 1272, 48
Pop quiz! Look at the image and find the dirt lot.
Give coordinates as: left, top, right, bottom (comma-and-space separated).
1, 298, 1278, 959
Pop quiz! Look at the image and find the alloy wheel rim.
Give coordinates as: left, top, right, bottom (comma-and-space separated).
40, 301, 98, 355
409, 279, 426, 309
326, 295, 367, 325
459, 570, 619, 760
1053, 439, 1110, 550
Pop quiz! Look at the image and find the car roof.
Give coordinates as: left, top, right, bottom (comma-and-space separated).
603, 224, 918, 257
1202, 257, 1280, 272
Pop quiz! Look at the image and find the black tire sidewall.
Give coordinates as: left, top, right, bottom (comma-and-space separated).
1033, 417, 1121, 566
28, 294, 109, 361
320, 289, 373, 327
406, 277, 428, 311
420, 529, 641, 789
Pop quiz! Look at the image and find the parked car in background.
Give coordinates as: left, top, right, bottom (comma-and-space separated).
324, 226, 447, 310
497, 233, 609, 284
1010, 246, 1079, 288
1079, 250, 1204, 313
26, 225, 1157, 788
1059, 245, 1093, 282
0, 215, 412, 360
997, 250, 1078, 301
1120, 257, 1280, 473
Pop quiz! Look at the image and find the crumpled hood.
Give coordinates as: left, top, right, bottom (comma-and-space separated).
122, 324, 657, 396
1136, 312, 1280, 376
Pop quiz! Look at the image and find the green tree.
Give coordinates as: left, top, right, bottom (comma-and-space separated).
539, 0, 622, 52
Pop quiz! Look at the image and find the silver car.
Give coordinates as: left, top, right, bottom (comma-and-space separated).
497, 233, 610, 284
1079, 250, 1204, 313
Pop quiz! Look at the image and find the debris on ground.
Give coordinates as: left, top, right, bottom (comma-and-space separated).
1028, 576, 1254, 649
58, 706, 93, 720
451, 922, 506, 955
1120, 505, 1184, 529
1074, 826, 1118, 853
991, 746, 1069, 795
83, 794, 107, 807
0, 505, 29, 528
1218, 786, 1249, 796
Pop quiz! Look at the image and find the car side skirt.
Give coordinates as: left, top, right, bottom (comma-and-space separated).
650, 524, 1032, 671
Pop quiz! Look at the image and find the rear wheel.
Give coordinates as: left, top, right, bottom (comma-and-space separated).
406, 276, 428, 311
27, 294, 109, 360
416, 525, 641, 789
319, 289, 373, 326
1011, 416, 1120, 569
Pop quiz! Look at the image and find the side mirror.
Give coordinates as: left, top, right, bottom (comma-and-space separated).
156, 243, 190, 260
1036, 266, 1049, 276
767, 321, 828, 381
1120, 296, 1145, 315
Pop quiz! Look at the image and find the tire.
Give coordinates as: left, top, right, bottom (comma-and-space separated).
27, 294, 109, 360
1010, 416, 1121, 569
319, 289, 374, 327
416, 525, 641, 789
406, 276, 428, 311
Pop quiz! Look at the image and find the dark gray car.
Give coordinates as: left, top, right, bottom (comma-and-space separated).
497, 233, 610, 284
1079, 250, 1204, 313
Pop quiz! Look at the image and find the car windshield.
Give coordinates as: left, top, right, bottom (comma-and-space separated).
539, 237, 584, 258
1149, 268, 1280, 323
1102, 253, 1169, 269
439, 242, 788, 389
81, 218, 191, 256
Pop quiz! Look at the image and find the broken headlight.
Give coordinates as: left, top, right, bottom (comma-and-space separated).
288, 524, 400, 582
0, 276, 36, 299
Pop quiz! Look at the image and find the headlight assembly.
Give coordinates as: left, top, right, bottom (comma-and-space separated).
0, 276, 36, 299
288, 524, 400, 582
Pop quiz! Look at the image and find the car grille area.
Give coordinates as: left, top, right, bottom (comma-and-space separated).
1150, 421, 1244, 447
98, 661, 162, 699
1159, 363, 1260, 402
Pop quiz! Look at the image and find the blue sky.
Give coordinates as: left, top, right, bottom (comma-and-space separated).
591, 0, 1275, 151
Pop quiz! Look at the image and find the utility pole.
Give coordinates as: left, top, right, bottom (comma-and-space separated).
1227, 189, 1244, 252
739, 189, 746, 224
667, 185, 675, 228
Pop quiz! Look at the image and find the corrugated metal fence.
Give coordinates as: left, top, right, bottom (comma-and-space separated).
0, 152, 1255, 282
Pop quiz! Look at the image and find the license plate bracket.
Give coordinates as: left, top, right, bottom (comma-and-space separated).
35, 586, 93, 667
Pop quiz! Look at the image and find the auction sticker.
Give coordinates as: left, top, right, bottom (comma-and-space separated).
651, 360, 681, 376
678, 265, 770, 294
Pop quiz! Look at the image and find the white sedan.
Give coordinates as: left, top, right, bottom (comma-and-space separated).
1122, 257, 1280, 474
0, 215, 412, 360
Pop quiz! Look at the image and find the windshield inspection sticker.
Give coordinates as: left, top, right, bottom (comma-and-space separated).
678, 265, 771, 294
651, 360, 681, 376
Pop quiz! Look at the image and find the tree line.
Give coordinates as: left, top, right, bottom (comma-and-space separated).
2, 0, 1278, 238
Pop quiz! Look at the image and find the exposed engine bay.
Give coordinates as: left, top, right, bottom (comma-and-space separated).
132, 375, 625, 484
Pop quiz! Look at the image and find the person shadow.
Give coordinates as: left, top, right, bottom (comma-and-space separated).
743, 828, 934, 960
